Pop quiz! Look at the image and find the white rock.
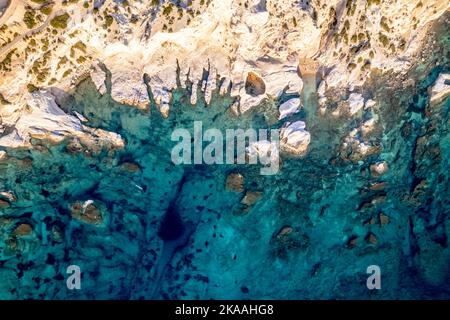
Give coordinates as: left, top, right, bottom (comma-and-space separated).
90, 61, 107, 96
317, 80, 326, 97
365, 99, 377, 110
430, 73, 450, 104
279, 98, 301, 120
0, 91, 82, 147
347, 93, 364, 116
361, 118, 376, 135
74, 111, 88, 122
0, 91, 124, 149
280, 121, 311, 156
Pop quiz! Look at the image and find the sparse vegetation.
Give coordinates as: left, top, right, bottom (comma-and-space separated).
163, 4, 174, 16
27, 83, 39, 93
72, 41, 87, 53
379, 33, 389, 47
40, 4, 53, 15
0, 49, 16, 72
361, 60, 371, 71
50, 13, 70, 29
346, 0, 356, 16
0, 93, 10, 105
380, 17, 391, 32
23, 10, 37, 29
41, 37, 49, 51
344, 20, 350, 30
36, 68, 50, 83
63, 69, 73, 78
367, 0, 381, 6
29, 38, 37, 47
104, 14, 114, 28
30, 55, 51, 83
389, 43, 396, 53
398, 38, 406, 51
57, 56, 68, 68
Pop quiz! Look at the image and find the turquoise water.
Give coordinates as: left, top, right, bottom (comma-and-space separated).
0, 17, 449, 299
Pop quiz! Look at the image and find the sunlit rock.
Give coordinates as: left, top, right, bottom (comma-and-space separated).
280, 121, 311, 156
278, 98, 301, 120
430, 73, 450, 105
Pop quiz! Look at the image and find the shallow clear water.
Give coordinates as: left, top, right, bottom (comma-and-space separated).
0, 16, 449, 300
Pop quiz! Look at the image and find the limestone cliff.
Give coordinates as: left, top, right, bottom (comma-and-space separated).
0, 0, 448, 147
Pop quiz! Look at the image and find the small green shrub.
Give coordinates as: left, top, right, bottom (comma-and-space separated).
27, 83, 39, 93
104, 14, 114, 28
367, 0, 381, 6
40, 5, 53, 15
0, 93, 10, 105
23, 10, 37, 29
63, 69, 73, 78
163, 4, 173, 16
380, 17, 390, 32
379, 33, 389, 47
50, 13, 70, 29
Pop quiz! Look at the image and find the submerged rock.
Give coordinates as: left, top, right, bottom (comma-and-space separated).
225, 173, 244, 192
366, 233, 378, 245
13, 224, 33, 237
276, 226, 294, 240
119, 162, 141, 174
70, 201, 104, 226
370, 161, 389, 177
241, 191, 262, 207
0, 199, 10, 209
239, 190, 263, 214
379, 213, 390, 226
0, 191, 15, 202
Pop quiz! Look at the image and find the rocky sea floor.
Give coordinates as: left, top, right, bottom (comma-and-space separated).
0, 17, 449, 300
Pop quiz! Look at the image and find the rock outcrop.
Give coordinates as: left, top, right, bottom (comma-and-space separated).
0, 0, 448, 148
